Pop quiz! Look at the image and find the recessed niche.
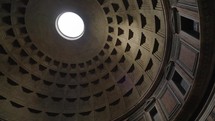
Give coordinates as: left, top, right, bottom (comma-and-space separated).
62, 63, 68, 68
56, 83, 65, 88
28, 108, 42, 114
20, 49, 28, 57
49, 69, 57, 76
125, 43, 131, 52
79, 111, 91, 116
136, 0, 143, 9
0, 45, 7, 54
127, 64, 135, 73
31, 74, 40, 81
141, 14, 147, 28
140, 33, 146, 46
116, 15, 123, 24
107, 17, 113, 24
80, 83, 89, 88
102, 73, 109, 79
45, 56, 51, 63
127, 14, 133, 26
37, 51, 44, 58
6, 28, 15, 37
7, 78, 18, 86
86, 60, 92, 65
94, 92, 103, 97
70, 64, 76, 68
135, 50, 142, 60
181, 16, 200, 39
95, 106, 106, 112
39, 65, 47, 71
110, 99, 120, 106
43, 80, 53, 86
2, 3, 11, 12
2, 16, 11, 25
97, 64, 104, 70
70, 73, 77, 78
105, 57, 112, 63
97, 0, 105, 5
89, 69, 96, 74
155, 15, 161, 33
111, 65, 118, 72
80, 96, 91, 101
46, 112, 59, 117
19, 27, 27, 34
151, 0, 158, 9
12, 40, 21, 48
111, 48, 117, 55
135, 75, 144, 86
99, 50, 104, 55
0, 95, 6, 100
104, 43, 110, 49
30, 44, 37, 51
68, 85, 77, 89
19, 67, 28, 74
91, 79, 99, 85
107, 35, 113, 41
60, 72, 67, 78
17, 7, 26, 14
52, 97, 63, 102
106, 85, 115, 92
123, 0, 129, 10
145, 59, 153, 71
36, 93, 48, 99
17, 17, 25, 24
24, 36, 32, 43
119, 55, 126, 63
149, 107, 160, 121
8, 57, 17, 65
29, 58, 37, 65
103, 7, 110, 14
128, 29, 134, 40
112, 3, 119, 12
152, 39, 159, 54
123, 89, 133, 97
21, 0, 29, 6
118, 27, 124, 36
10, 101, 24, 108
115, 39, 122, 46
63, 113, 75, 117
66, 98, 77, 102
172, 71, 189, 95
117, 76, 126, 84
109, 26, 114, 33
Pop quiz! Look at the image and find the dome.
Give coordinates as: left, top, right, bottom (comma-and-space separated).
0, 0, 215, 121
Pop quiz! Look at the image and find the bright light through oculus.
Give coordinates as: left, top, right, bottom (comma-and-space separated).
56, 12, 85, 40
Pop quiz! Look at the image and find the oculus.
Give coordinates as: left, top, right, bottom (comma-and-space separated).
56, 12, 85, 40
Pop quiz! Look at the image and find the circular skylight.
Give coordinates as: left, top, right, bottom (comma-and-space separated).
56, 12, 85, 40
